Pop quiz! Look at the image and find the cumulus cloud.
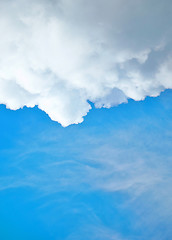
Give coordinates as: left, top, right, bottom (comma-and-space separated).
0, 0, 172, 126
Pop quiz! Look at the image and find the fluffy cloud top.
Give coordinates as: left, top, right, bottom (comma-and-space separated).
0, 0, 172, 126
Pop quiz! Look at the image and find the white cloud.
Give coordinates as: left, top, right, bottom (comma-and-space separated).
0, 0, 172, 126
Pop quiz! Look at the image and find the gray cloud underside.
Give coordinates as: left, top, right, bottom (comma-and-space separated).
0, 0, 172, 125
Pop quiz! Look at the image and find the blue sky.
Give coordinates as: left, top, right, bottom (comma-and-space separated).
0, 1, 172, 239
0, 89, 172, 240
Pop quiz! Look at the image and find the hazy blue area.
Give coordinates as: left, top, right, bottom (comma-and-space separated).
0, 90, 172, 240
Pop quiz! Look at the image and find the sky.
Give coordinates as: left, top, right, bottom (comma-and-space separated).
0, 90, 172, 240
0, 0, 172, 240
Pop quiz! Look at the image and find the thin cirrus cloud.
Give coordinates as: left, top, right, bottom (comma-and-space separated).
0, 0, 172, 126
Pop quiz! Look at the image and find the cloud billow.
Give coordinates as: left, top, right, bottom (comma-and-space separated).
0, 0, 172, 126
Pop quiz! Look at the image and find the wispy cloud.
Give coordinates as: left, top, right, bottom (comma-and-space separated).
0, 91, 171, 239
1, 106, 171, 210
